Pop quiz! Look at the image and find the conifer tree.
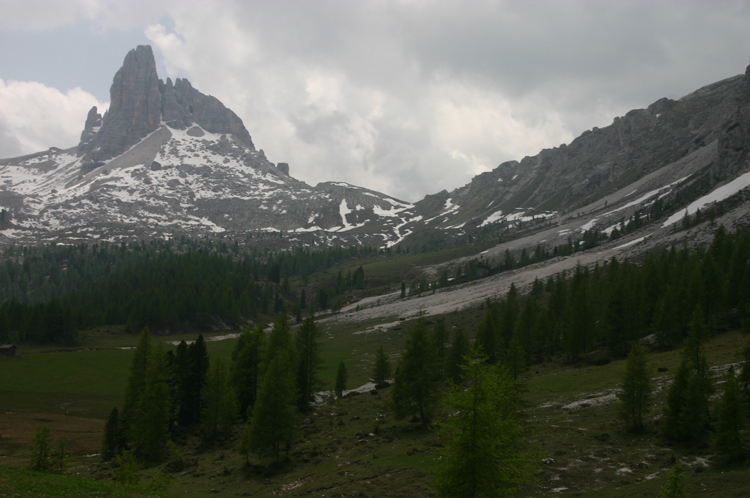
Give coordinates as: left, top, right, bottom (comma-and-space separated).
504, 329, 526, 381
658, 462, 688, 498
132, 342, 171, 461
392, 315, 439, 426
372, 345, 391, 388
296, 315, 323, 411
202, 358, 239, 442
101, 407, 125, 462
663, 307, 713, 442
247, 352, 297, 461
266, 315, 295, 371
122, 327, 152, 435
618, 343, 652, 432
231, 325, 265, 419
716, 366, 747, 463
335, 361, 347, 398
181, 335, 210, 425
431, 320, 448, 378
434, 351, 530, 498
445, 327, 469, 383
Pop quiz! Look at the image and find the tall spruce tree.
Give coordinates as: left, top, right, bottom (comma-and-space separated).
132, 342, 171, 461
296, 315, 323, 412
392, 315, 439, 426
434, 351, 530, 498
663, 307, 713, 442
445, 327, 470, 383
247, 352, 297, 461
202, 358, 239, 442
230, 325, 265, 419
716, 366, 747, 463
335, 361, 347, 398
618, 343, 652, 432
372, 345, 391, 388
100, 407, 125, 462
122, 327, 152, 436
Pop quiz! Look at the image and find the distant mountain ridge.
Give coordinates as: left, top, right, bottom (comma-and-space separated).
0, 46, 748, 255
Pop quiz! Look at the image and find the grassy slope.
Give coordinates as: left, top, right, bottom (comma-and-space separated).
1, 326, 749, 497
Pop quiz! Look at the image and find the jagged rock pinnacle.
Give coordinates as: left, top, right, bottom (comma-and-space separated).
78, 45, 254, 166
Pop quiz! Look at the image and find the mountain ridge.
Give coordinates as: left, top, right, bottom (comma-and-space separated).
0, 46, 748, 258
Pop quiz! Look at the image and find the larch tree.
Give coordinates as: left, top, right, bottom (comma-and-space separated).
716, 366, 747, 463
663, 306, 713, 442
392, 315, 439, 427
335, 361, 347, 399
101, 407, 126, 462
231, 324, 265, 419
247, 352, 297, 461
372, 345, 391, 388
122, 327, 152, 436
132, 342, 171, 461
434, 351, 531, 498
296, 315, 323, 412
445, 327, 470, 384
618, 343, 652, 432
202, 358, 239, 442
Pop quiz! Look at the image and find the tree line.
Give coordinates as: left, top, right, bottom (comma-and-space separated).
0, 239, 376, 344
472, 225, 750, 365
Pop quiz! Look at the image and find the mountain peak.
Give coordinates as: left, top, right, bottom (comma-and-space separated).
78, 45, 254, 165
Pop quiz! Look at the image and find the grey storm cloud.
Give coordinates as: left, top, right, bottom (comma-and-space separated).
1, 0, 750, 201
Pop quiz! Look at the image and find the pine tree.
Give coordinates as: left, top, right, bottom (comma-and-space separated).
132, 342, 171, 461
618, 343, 652, 432
445, 327, 469, 383
230, 325, 265, 419
434, 351, 530, 498
372, 345, 391, 388
716, 366, 747, 463
392, 315, 439, 426
663, 307, 713, 442
247, 352, 297, 461
658, 462, 688, 498
431, 320, 448, 379
202, 358, 239, 442
122, 327, 152, 433
335, 361, 347, 398
181, 335, 210, 426
296, 315, 323, 412
101, 407, 125, 461
504, 329, 526, 381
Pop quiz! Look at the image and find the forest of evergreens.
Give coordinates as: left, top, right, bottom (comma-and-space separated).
0, 239, 378, 344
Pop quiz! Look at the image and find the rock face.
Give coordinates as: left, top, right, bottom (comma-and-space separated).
718, 64, 750, 179
78, 106, 102, 152
277, 162, 290, 176
79, 45, 255, 165
80, 45, 161, 162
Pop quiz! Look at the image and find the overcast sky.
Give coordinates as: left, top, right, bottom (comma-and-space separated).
1, 1, 749, 201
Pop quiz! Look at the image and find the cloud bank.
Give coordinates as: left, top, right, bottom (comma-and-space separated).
1, 0, 749, 201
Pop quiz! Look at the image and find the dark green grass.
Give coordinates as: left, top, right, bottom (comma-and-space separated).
0, 466, 175, 497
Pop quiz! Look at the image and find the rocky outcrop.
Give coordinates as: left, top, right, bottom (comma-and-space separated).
277, 162, 289, 176
718, 64, 750, 178
80, 45, 162, 162
79, 45, 255, 167
162, 78, 254, 149
77, 106, 102, 152
439, 73, 747, 218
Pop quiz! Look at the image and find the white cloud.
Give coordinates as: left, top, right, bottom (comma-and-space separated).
2, 0, 750, 201
0, 78, 108, 157
0, 0, 177, 31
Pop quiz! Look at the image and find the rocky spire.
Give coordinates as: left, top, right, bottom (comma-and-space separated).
79, 45, 162, 162
77, 106, 102, 152
78, 45, 256, 166
162, 77, 254, 149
